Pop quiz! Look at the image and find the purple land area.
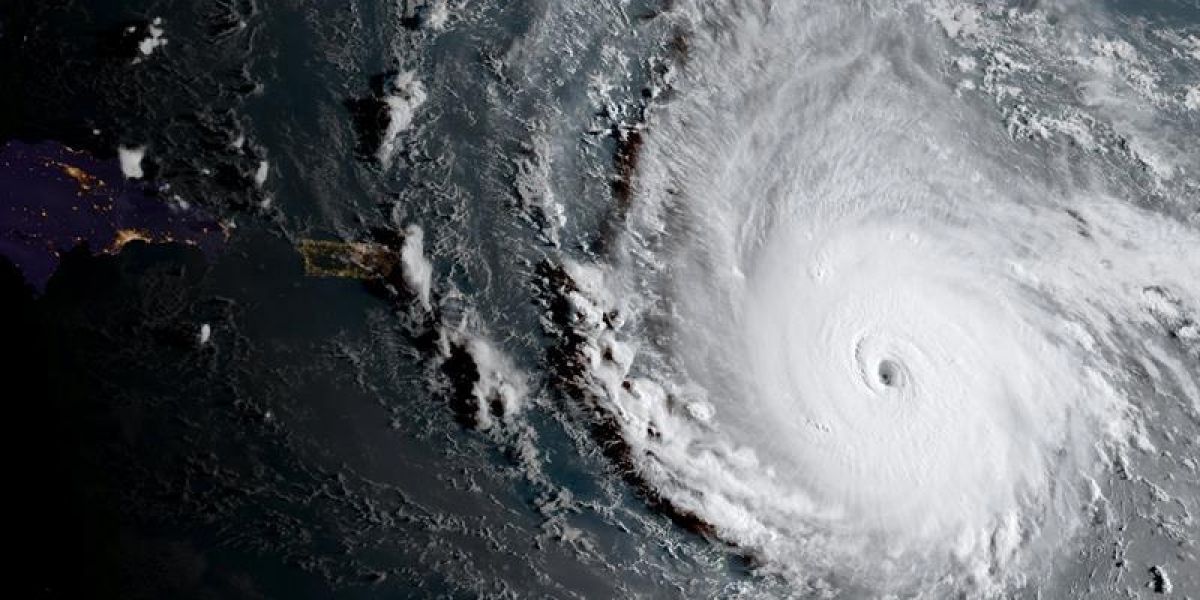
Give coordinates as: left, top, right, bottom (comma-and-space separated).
1, 140, 226, 291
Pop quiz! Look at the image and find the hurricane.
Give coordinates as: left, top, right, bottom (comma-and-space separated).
546, 0, 1200, 596
10, 0, 1199, 597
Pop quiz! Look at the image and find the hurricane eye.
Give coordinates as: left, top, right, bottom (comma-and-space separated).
877, 359, 901, 388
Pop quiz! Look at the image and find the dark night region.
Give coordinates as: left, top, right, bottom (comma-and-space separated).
1, 140, 226, 291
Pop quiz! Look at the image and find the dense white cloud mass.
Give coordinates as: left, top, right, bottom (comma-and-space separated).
554, 0, 1200, 596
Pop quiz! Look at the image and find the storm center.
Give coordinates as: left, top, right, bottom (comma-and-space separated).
877, 359, 901, 388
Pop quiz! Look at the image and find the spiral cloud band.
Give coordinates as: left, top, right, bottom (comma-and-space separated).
557, 0, 1200, 596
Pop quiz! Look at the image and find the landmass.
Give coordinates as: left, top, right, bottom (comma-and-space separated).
0, 140, 227, 291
